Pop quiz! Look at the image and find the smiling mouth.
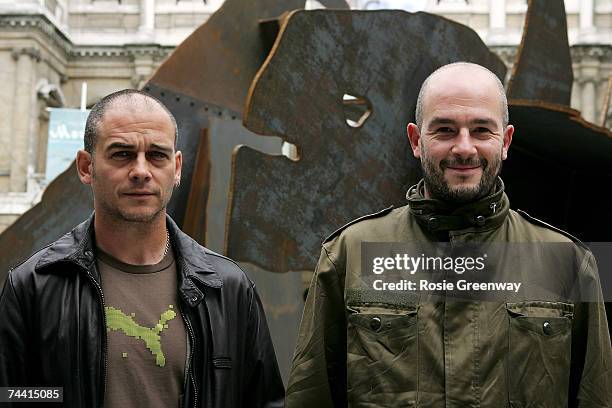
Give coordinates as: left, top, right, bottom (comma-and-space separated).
447, 166, 480, 171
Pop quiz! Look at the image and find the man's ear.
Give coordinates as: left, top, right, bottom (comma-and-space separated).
76, 150, 93, 185
174, 150, 182, 186
407, 123, 422, 159
501, 124, 514, 160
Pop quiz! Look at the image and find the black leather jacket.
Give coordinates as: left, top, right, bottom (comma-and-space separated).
0, 215, 285, 407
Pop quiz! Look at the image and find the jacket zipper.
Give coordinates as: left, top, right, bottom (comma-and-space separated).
84, 265, 108, 408
179, 255, 199, 408
181, 309, 198, 408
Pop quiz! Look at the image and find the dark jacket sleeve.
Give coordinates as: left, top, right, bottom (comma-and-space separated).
285, 246, 347, 408
244, 283, 285, 408
0, 271, 29, 386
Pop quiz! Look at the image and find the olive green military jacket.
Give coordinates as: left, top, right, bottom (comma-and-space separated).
285, 179, 611, 408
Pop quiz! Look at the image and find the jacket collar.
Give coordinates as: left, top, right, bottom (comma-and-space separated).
406, 177, 509, 234
35, 213, 222, 291
35, 213, 96, 271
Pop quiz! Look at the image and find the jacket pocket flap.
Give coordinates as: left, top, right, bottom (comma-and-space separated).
506, 301, 574, 318
345, 287, 419, 310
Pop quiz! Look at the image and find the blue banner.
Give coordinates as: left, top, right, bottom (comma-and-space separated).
46, 108, 89, 184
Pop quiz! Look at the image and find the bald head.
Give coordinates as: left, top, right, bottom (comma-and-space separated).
84, 89, 178, 155
415, 62, 508, 130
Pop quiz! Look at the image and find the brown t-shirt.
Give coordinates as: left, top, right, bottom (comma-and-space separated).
97, 248, 187, 408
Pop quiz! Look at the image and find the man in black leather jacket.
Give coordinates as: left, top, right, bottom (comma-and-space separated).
0, 89, 284, 408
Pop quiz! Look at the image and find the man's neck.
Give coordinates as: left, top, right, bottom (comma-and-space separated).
94, 211, 168, 266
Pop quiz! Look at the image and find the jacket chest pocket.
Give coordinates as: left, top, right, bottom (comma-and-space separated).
346, 302, 419, 407
506, 301, 573, 408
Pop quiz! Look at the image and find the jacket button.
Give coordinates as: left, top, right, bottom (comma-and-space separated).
370, 317, 382, 331
428, 217, 439, 230
542, 321, 552, 335
474, 215, 485, 226
191, 296, 199, 302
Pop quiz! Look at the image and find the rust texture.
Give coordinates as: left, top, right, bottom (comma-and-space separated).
148, 0, 348, 115
182, 129, 211, 245
226, 10, 506, 272
506, 0, 573, 106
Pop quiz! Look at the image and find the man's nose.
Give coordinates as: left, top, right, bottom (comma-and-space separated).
451, 128, 477, 157
129, 154, 152, 182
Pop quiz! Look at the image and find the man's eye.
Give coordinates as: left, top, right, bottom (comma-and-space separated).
437, 127, 454, 133
148, 152, 168, 160
474, 127, 491, 133
112, 151, 132, 159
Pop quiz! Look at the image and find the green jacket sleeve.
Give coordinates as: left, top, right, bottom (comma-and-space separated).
571, 251, 612, 408
285, 246, 347, 408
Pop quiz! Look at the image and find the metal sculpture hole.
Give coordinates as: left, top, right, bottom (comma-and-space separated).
281, 142, 300, 161
304, 0, 326, 10
343, 93, 372, 128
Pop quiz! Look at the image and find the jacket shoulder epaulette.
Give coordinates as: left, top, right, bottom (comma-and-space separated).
323, 205, 394, 244
516, 209, 587, 248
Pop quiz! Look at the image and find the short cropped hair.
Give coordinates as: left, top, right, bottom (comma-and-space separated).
415, 62, 509, 129
83, 89, 178, 154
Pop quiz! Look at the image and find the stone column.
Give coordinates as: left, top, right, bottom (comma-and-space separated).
36, 99, 50, 176
571, 75, 581, 111
139, 0, 155, 33
130, 49, 155, 89
579, 0, 594, 30
489, 0, 506, 30
0, 51, 17, 191
578, 48, 603, 123
10, 48, 40, 193
581, 78, 597, 123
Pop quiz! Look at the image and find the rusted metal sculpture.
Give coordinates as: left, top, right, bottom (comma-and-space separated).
503, 0, 612, 241
506, 0, 573, 105
226, 9, 506, 272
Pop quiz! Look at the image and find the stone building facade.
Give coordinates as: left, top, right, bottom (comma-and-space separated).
0, 0, 610, 232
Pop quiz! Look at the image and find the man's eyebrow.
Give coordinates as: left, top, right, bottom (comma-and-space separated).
106, 142, 134, 150
427, 117, 499, 127
471, 118, 498, 126
149, 143, 173, 153
428, 118, 456, 127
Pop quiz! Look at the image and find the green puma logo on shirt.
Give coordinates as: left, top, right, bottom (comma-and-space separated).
105, 305, 177, 367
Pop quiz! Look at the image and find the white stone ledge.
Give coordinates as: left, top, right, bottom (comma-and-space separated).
0, 190, 43, 214
68, 4, 139, 14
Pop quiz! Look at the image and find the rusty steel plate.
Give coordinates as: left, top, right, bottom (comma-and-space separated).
506, 0, 573, 106
508, 101, 612, 171
226, 9, 507, 272
0, 165, 93, 277
148, 0, 349, 116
